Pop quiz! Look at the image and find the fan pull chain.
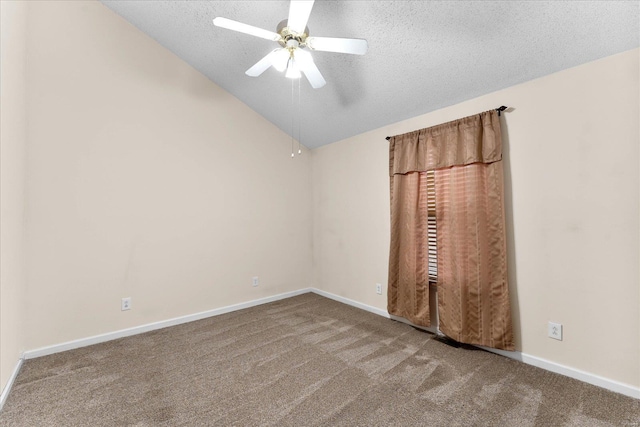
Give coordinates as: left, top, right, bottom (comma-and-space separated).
291, 77, 295, 158
297, 77, 302, 155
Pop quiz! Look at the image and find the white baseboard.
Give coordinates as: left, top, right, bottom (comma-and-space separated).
310, 288, 389, 318
23, 288, 312, 360
0, 357, 23, 411
310, 288, 441, 334
17, 286, 640, 401
482, 346, 640, 399
310, 288, 640, 400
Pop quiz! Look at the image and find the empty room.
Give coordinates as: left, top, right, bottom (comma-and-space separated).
1, 0, 638, 425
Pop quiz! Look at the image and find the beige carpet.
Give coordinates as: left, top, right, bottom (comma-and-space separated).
1, 293, 638, 426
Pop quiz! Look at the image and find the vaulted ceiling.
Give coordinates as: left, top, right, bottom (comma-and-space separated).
100, 1, 639, 149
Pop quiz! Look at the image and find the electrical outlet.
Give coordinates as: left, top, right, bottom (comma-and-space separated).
548, 321, 562, 340
252, 276, 259, 287
121, 297, 132, 311
376, 283, 382, 295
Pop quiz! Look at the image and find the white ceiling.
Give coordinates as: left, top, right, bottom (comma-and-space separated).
100, 1, 639, 149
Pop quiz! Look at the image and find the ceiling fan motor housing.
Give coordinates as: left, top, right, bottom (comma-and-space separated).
277, 19, 309, 49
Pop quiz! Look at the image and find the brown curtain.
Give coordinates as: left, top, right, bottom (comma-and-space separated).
388, 171, 431, 327
387, 110, 514, 351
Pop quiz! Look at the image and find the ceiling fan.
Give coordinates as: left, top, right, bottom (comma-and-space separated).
213, 0, 368, 89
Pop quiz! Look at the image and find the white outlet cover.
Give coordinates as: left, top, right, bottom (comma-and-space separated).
252, 276, 259, 287
121, 297, 132, 311
548, 321, 562, 340
376, 283, 382, 294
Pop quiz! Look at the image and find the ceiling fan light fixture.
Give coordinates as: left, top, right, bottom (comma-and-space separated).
285, 58, 301, 79
273, 48, 290, 72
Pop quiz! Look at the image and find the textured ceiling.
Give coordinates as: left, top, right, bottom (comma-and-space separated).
100, 1, 639, 149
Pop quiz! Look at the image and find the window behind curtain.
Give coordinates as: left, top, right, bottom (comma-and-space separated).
426, 170, 437, 283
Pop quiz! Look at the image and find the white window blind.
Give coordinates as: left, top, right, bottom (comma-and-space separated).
426, 170, 437, 282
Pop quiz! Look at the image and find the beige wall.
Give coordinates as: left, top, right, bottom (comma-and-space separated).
0, 0, 29, 391
312, 48, 640, 388
2, 0, 637, 395
23, 0, 312, 350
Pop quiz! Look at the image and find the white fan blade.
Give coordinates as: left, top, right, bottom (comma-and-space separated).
295, 49, 326, 89
213, 17, 281, 41
246, 49, 280, 77
287, 0, 314, 34
306, 36, 368, 55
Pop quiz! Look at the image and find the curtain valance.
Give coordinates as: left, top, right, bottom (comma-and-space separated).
389, 110, 502, 176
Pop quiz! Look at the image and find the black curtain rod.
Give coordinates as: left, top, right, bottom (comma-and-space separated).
385, 106, 508, 140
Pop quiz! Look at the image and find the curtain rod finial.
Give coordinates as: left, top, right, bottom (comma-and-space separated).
386, 136, 391, 140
